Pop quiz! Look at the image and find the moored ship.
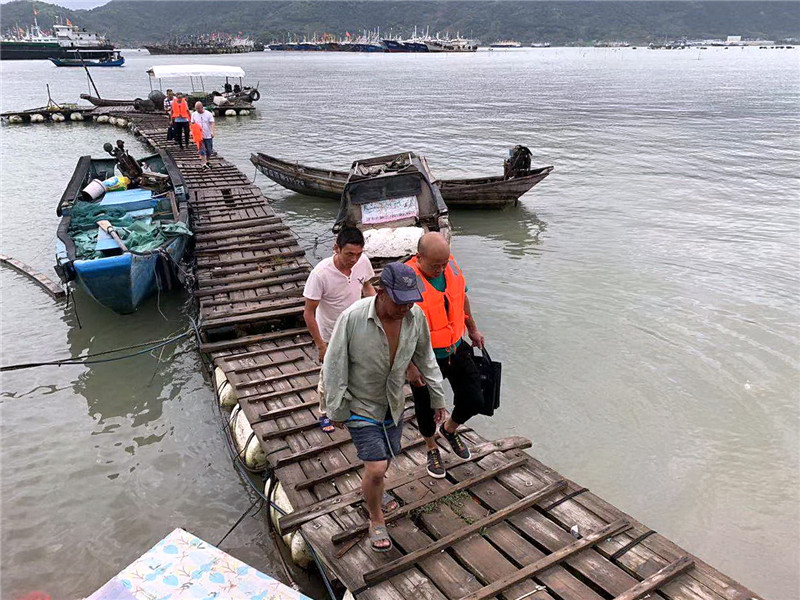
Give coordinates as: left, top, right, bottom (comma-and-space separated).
1, 17, 115, 60
144, 34, 262, 55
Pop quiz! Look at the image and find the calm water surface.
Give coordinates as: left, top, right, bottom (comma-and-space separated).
1, 48, 798, 599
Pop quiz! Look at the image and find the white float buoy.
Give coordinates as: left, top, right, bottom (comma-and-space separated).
225, 109, 236, 116
108, 117, 117, 126
264, 478, 314, 568
239, 109, 250, 116
229, 406, 266, 470
96, 115, 109, 123
30, 114, 45, 123
8, 115, 23, 124
70, 112, 84, 121
116, 118, 127, 128
214, 367, 238, 407
52, 113, 65, 122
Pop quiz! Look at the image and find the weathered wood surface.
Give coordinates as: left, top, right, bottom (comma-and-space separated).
0, 254, 65, 299
94, 107, 763, 600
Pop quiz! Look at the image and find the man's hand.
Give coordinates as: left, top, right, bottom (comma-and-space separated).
468, 329, 485, 349
407, 363, 426, 387
316, 341, 327, 364
433, 407, 448, 425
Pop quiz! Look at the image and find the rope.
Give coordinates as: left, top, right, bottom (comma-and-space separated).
216, 495, 263, 547
0, 330, 191, 372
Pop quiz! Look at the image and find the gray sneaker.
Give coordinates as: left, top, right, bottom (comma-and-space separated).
426, 448, 446, 478
439, 425, 471, 460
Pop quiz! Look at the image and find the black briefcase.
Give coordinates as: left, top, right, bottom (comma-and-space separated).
473, 347, 501, 416
166, 124, 176, 141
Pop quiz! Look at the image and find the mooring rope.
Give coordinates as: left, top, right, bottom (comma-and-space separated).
0, 329, 192, 372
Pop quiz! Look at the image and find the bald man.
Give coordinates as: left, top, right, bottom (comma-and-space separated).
406, 233, 485, 478
190, 101, 215, 169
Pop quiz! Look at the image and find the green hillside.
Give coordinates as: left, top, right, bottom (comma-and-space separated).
2, 1, 798, 46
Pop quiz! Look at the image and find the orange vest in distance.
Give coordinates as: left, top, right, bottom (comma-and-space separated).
171, 98, 190, 120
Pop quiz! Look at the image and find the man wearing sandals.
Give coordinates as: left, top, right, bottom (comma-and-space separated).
325, 263, 446, 552
303, 227, 376, 433
406, 232, 486, 479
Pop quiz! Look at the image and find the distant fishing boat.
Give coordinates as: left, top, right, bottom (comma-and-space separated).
49, 50, 125, 67
55, 141, 191, 314
250, 146, 553, 208
490, 40, 522, 48
1, 16, 116, 61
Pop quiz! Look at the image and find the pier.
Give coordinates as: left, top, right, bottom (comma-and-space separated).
22, 105, 763, 600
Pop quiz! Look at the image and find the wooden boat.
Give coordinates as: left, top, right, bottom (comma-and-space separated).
250, 149, 553, 208
334, 152, 450, 262
49, 51, 125, 67
80, 94, 134, 107
55, 142, 191, 314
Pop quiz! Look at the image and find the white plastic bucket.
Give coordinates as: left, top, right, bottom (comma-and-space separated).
81, 179, 106, 202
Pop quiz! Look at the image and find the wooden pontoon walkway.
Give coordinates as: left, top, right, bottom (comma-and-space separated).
92, 108, 760, 600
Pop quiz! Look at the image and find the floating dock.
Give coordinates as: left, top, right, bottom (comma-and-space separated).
11, 106, 764, 600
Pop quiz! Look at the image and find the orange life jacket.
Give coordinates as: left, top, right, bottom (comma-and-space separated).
190, 122, 204, 149
171, 98, 190, 120
406, 254, 467, 351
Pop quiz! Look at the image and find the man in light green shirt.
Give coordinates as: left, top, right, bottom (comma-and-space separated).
324, 262, 445, 552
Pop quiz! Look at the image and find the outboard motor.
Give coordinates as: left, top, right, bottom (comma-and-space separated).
503, 145, 532, 179
104, 140, 143, 182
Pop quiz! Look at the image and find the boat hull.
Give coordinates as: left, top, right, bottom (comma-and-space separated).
71, 236, 187, 314
144, 45, 259, 55
1, 42, 115, 60
49, 57, 125, 67
250, 153, 553, 208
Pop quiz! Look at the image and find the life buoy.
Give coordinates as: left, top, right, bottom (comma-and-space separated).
248, 88, 261, 102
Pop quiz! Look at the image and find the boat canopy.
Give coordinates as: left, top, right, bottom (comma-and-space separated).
147, 64, 246, 79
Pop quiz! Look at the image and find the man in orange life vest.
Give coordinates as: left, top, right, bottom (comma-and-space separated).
406, 232, 486, 478
170, 92, 191, 150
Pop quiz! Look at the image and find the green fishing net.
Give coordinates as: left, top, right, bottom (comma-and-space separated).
68, 202, 192, 260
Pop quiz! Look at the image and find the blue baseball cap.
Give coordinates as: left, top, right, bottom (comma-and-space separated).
380, 262, 424, 304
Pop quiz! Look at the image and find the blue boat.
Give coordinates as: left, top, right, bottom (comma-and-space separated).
55, 142, 191, 314
49, 50, 125, 67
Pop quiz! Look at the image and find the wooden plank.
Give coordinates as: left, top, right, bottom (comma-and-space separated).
613, 556, 695, 600
359, 479, 568, 589
195, 250, 305, 269
332, 456, 529, 544
221, 340, 314, 362
198, 266, 309, 287
236, 366, 320, 389
195, 223, 290, 242
231, 353, 305, 374
457, 519, 632, 600
198, 283, 305, 302
254, 397, 320, 421
271, 416, 444, 469
281, 439, 531, 533
292, 434, 530, 493
0, 254, 65, 299
240, 382, 319, 405
201, 327, 309, 353
194, 236, 295, 255
201, 304, 305, 328
473, 451, 640, 596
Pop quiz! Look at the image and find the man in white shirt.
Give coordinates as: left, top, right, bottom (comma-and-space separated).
190, 101, 215, 169
303, 227, 376, 433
